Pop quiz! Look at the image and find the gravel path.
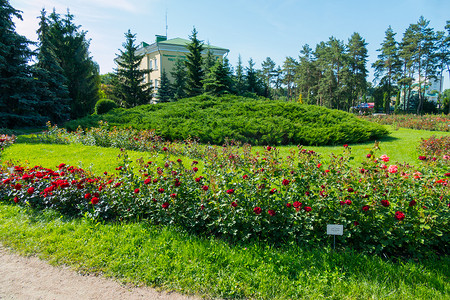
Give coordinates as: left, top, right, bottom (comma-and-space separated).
0, 246, 199, 300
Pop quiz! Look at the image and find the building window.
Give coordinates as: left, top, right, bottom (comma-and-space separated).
154, 58, 158, 70
149, 59, 153, 69
154, 79, 158, 90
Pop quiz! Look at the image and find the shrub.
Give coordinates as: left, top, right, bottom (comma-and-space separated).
67, 95, 388, 146
94, 99, 117, 115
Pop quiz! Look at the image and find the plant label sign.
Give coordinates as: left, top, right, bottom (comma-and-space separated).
327, 224, 343, 235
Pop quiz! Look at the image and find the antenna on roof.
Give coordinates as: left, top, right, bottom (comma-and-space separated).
165, 9, 168, 38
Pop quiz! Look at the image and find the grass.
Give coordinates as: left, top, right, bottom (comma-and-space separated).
0, 204, 448, 299
2, 126, 449, 175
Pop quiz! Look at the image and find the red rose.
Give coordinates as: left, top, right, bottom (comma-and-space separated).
242, 174, 248, 179
231, 201, 237, 207
269, 188, 277, 194
293, 201, 302, 208
84, 193, 92, 199
395, 211, 405, 221
354, 221, 359, 226
91, 197, 99, 205
27, 187, 35, 194
193, 167, 198, 172
144, 178, 151, 185
162, 202, 169, 209
345, 199, 352, 205
134, 188, 140, 194
162, 147, 168, 151
202, 185, 209, 191
340, 200, 345, 205
93, 192, 100, 198
304, 206, 312, 212
266, 146, 272, 151
282, 179, 290, 186
381, 200, 390, 207
177, 159, 182, 163
170, 193, 177, 198
268, 209, 276, 216
347, 187, 354, 193
418, 156, 427, 160
362, 205, 369, 211
98, 186, 103, 191
366, 154, 371, 158
13, 196, 19, 203
226, 189, 234, 194
445, 173, 450, 177
409, 200, 417, 207
317, 163, 322, 168
14, 183, 22, 190
158, 188, 165, 193
253, 207, 262, 215
286, 203, 292, 208
192, 160, 199, 165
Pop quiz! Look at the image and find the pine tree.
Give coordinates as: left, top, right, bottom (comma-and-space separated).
171, 56, 187, 100
282, 57, 298, 101
157, 70, 173, 102
113, 30, 152, 108
185, 27, 204, 97
202, 59, 232, 96
346, 32, 368, 110
372, 26, 401, 113
34, 8, 71, 123
296, 44, 318, 104
0, 0, 43, 127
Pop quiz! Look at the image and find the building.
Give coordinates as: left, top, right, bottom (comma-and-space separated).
136, 35, 229, 95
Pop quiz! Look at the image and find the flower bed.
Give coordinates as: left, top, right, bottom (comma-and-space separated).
361, 114, 450, 132
1, 141, 448, 257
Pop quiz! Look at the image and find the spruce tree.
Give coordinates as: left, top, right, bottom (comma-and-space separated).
234, 54, 246, 95
202, 59, 232, 96
171, 57, 187, 100
46, 10, 100, 119
0, 0, 43, 127
157, 70, 173, 102
185, 27, 204, 97
246, 58, 258, 94
113, 30, 152, 108
34, 8, 70, 123
202, 44, 215, 75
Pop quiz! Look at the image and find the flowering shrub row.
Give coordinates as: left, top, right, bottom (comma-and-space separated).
38, 122, 204, 159
1, 142, 448, 256
0, 134, 16, 152
418, 135, 450, 158
361, 114, 450, 132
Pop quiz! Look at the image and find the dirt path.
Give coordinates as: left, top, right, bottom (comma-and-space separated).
0, 246, 200, 300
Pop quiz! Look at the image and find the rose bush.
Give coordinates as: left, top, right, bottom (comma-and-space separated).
1, 139, 448, 257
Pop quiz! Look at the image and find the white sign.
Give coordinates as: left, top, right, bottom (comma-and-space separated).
327, 224, 343, 235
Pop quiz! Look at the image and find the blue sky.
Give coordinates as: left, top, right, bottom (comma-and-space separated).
10, 0, 450, 90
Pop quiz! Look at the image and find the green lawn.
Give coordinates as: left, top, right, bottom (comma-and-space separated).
3, 126, 449, 175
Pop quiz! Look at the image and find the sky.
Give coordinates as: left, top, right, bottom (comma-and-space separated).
9, 0, 450, 90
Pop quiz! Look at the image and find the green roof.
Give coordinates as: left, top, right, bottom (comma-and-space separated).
158, 37, 228, 51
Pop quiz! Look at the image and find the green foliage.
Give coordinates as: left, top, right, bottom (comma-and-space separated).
46, 9, 100, 119
94, 99, 117, 115
65, 95, 388, 146
156, 70, 173, 103
418, 135, 450, 158
202, 59, 232, 96
0, 0, 46, 128
185, 27, 204, 97
170, 57, 187, 100
112, 30, 153, 108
